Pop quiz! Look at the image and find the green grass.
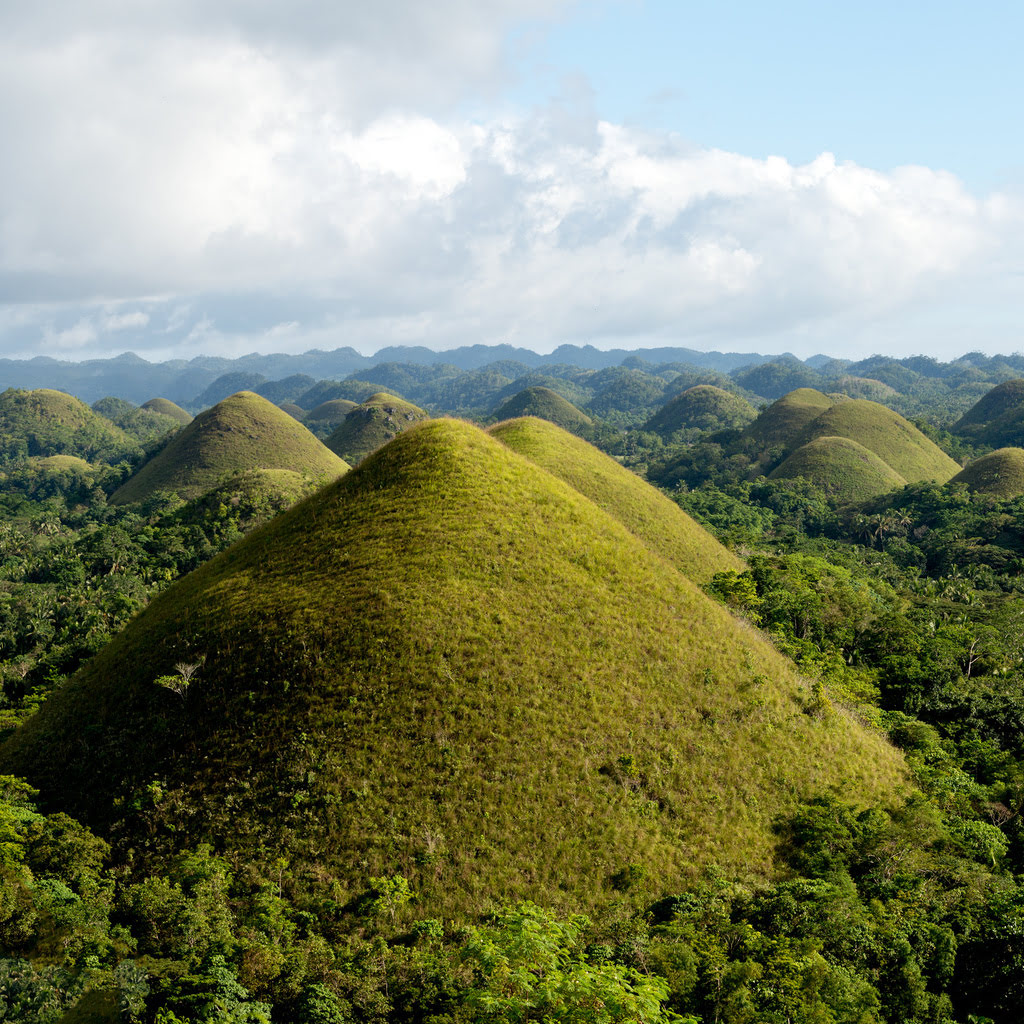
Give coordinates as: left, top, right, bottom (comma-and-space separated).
491, 386, 593, 434
955, 378, 1024, 432
324, 392, 430, 464
278, 402, 305, 420
305, 398, 358, 423
951, 448, 1024, 497
2, 419, 907, 920
93, 396, 184, 443
832, 376, 899, 402
30, 454, 96, 472
141, 398, 192, 425
643, 385, 757, 437
769, 436, 908, 502
110, 391, 349, 504
799, 399, 960, 484
743, 388, 836, 450
489, 416, 744, 582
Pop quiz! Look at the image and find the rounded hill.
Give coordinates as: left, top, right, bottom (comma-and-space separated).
769, 436, 907, 502
491, 386, 593, 434
303, 399, 359, 439
1, 419, 906, 918
110, 391, 349, 504
489, 416, 743, 582
743, 388, 835, 450
954, 379, 1024, 447
951, 448, 1024, 498
798, 399, 959, 484
643, 385, 757, 437
141, 398, 192, 425
324, 392, 430, 464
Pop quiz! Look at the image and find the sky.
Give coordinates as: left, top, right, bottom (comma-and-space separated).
1, 0, 1022, 364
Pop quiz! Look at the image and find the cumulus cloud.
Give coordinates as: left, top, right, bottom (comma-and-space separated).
0, 0, 1021, 360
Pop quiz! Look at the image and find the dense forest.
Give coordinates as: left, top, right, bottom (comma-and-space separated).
5, 349, 1024, 1023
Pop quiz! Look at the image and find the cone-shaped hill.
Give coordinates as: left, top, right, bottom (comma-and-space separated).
491, 386, 593, 434
303, 399, 359, 439
951, 448, 1024, 498
142, 397, 192, 425
769, 436, 908, 502
644, 385, 757, 438
0, 387, 138, 467
1, 419, 906, 917
324, 392, 430, 464
110, 391, 349, 504
954, 379, 1024, 446
489, 416, 743, 582
798, 399, 959, 484
742, 388, 835, 450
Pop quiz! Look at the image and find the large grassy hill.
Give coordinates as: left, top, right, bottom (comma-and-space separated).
110, 391, 349, 503
769, 436, 908, 502
954, 379, 1024, 447
141, 397, 192, 425
951, 448, 1024, 498
0, 387, 139, 467
799, 399, 960, 484
324, 392, 430, 464
743, 388, 835, 450
1, 419, 906, 919
489, 416, 743, 582
643, 385, 757, 438
491, 386, 593, 434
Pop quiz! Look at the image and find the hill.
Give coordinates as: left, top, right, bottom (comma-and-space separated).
110, 391, 349, 503
0, 387, 139, 467
141, 398, 192, 425
799, 399, 960, 484
643, 385, 757, 437
1, 419, 905, 917
954, 379, 1024, 446
743, 388, 836, 450
92, 395, 184, 444
491, 386, 593, 434
769, 436, 908, 502
324, 392, 430, 464
832, 376, 900, 403
951, 448, 1024, 498
489, 416, 743, 582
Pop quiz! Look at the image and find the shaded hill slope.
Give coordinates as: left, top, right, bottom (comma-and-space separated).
799, 399, 959, 484
2, 420, 906, 918
743, 388, 835, 450
141, 398, 192, 425
110, 391, 348, 503
951, 448, 1024, 498
644, 385, 757, 437
489, 416, 743, 582
491, 386, 593, 434
324, 392, 430, 464
769, 436, 908, 502
955, 379, 1024, 447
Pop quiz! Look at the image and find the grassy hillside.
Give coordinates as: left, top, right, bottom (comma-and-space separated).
141, 397, 192, 424
491, 386, 594, 434
489, 416, 743, 582
324, 392, 430, 464
800, 399, 960, 484
951, 448, 1024, 498
0, 387, 139, 467
643, 385, 757, 437
832, 376, 899, 403
2, 419, 906, 919
955, 378, 1024, 432
769, 436, 908, 502
110, 391, 349, 503
306, 398, 358, 423
278, 402, 305, 419
92, 395, 183, 444
743, 388, 835, 450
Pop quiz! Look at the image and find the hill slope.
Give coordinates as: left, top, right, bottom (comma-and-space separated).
769, 436, 908, 502
324, 392, 430, 464
489, 416, 743, 582
644, 385, 757, 437
491, 386, 594, 433
2, 419, 906, 917
141, 397, 192, 425
951, 448, 1024, 498
110, 391, 349, 503
954, 379, 1024, 446
799, 399, 959, 484
743, 388, 835, 450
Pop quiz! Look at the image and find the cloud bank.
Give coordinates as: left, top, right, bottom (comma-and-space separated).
0, 1, 1021, 361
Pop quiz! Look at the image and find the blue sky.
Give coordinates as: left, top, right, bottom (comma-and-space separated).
0, 0, 1021, 364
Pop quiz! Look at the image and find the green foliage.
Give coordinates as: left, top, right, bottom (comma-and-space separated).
643, 385, 756, 440
324, 393, 430, 465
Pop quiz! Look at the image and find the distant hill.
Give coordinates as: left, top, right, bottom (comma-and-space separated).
644, 385, 757, 438
731, 356, 825, 401
303, 399, 359, 439
951, 448, 1024, 498
296, 379, 394, 409
0, 388, 140, 467
743, 388, 836, 450
141, 398, 191, 425
490, 417, 743, 582
1, 419, 905, 917
92, 396, 183, 444
798, 399, 959, 484
324, 393, 431, 464
277, 402, 305, 420
193, 371, 269, 409
769, 436, 908, 502
831, 376, 899, 403
491, 386, 593, 434
954, 379, 1024, 447
110, 391, 348, 503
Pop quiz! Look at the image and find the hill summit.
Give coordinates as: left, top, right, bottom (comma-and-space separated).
951, 448, 1024, 498
324, 392, 430, 464
491, 386, 593, 434
110, 391, 349, 503
2, 419, 905, 917
644, 385, 757, 438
